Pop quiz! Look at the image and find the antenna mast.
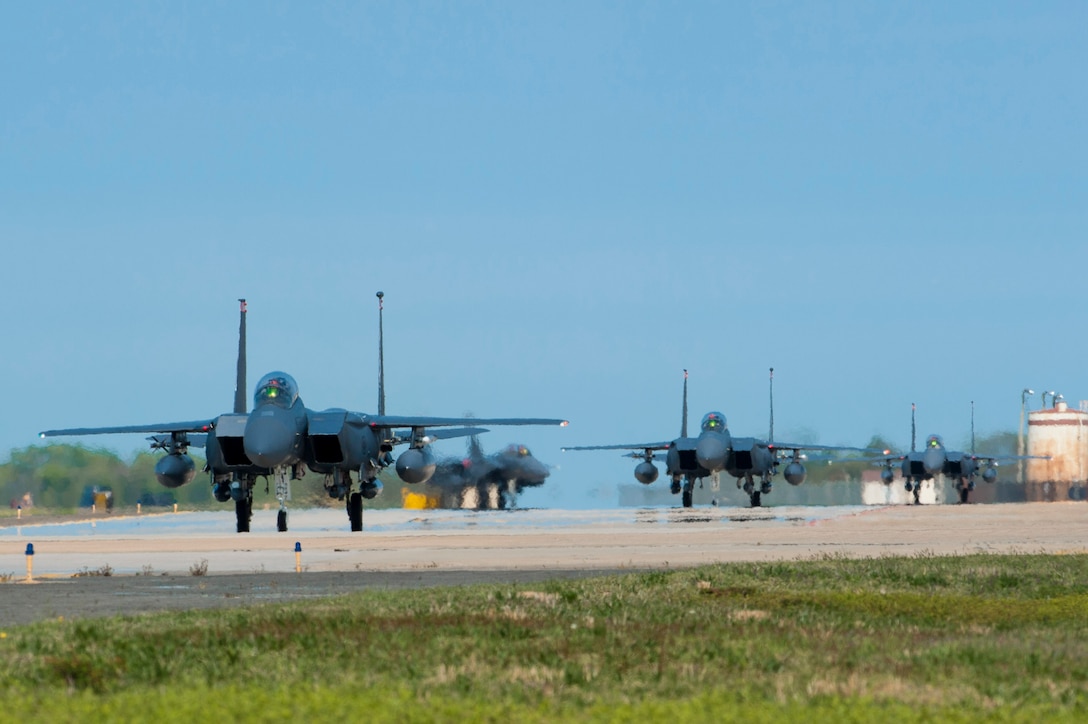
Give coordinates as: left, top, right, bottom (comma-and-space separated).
681, 369, 689, 437
376, 291, 386, 416
233, 298, 247, 414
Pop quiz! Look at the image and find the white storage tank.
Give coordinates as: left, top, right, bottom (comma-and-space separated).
1026, 400, 1088, 501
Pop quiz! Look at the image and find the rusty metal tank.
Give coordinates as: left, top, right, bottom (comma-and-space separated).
1026, 400, 1088, 501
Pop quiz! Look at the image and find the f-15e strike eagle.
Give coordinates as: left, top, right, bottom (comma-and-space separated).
871, 403, 1047, 504
428, 434, 551, 509
564, 369, 873, 507
40, 295, 567, 533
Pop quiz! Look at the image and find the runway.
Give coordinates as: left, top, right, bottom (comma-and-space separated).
1, 503, 1084, 627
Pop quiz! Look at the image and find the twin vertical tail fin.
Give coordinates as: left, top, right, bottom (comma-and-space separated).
680, 369, 689, 437
971, 400, 976, 455
377, 291, 386, 416
911, 402, 916, 452
768, 367, 775, 444
233, 299, 247, 414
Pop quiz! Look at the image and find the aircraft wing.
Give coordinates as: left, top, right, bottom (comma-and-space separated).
854, 454, 906, 464
562, 442, 672, 452
40, 419, 216, 438
971, 454, 1050, 464
391, 426, 490, 441
767, 442, 887, 455
359, 415, 568, 428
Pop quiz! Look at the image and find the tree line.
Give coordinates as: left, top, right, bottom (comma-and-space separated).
2, 432, 1020, 511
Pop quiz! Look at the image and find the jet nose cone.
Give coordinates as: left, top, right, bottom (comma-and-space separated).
922, 448, 945, 475
244, 411, 299, 468
696, 435, 728, 472
523, 459, 550, 484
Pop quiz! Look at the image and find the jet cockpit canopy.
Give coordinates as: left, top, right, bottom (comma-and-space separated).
926, 434, 944, 449
701, 412, 728, 433
254, 371, 299, 408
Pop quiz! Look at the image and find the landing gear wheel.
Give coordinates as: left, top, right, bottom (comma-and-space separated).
348, 492, 363, 532
912, 484, 922, 505
959, 487, 969, 504
750, 491, 762, 508
277, 509, 288, 532
681, 485, 693, 508
235, 496, 251, 533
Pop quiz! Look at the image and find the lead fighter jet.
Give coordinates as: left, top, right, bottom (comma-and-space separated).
565, 369, 875, 507
40, 296, 568, 533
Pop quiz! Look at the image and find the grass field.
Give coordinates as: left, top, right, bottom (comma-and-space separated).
1, 553, 1086, 721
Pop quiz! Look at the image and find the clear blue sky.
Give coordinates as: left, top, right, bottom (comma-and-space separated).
2, 2, 1084, 508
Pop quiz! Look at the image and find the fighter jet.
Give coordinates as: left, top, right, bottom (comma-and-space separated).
872, 404, 1047, 504
428, 434, 551, 509
40, 296, 568, 533
565, 369, 874, 508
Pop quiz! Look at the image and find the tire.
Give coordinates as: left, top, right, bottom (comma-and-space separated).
348, 492, 363, 532
959, 487, 969, 504
277, 509, 288, 532
681, 486, 693, 508
750, 491, 762, 508
235, 497, 250, 533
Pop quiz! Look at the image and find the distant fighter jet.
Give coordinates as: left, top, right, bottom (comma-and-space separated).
564, 370, 872, 507
872, 404, 1047, 504
428, 435, 551, 509
40, 296, 567, 533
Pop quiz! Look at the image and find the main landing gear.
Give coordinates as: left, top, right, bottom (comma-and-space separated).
678, 475, 703, 508
904, 479, 922, 505
230, 478, 254, 533
956, 477, 975, 504
741, 478, 772, 508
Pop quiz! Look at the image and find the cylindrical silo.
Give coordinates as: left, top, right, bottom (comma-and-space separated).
1026, 401, 1088, 501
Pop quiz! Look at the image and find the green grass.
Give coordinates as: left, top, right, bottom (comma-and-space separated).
2, 553, 1086, 721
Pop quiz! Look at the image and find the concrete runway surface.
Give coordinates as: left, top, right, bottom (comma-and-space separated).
1, 503, 1084, 627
